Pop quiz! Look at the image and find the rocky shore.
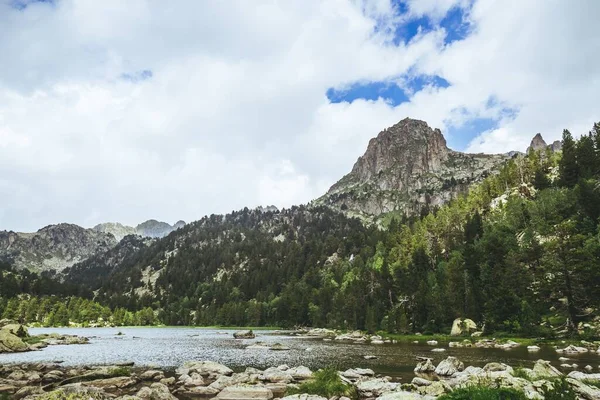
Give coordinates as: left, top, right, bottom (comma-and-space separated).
1, 355, 600, 399
0, 320, 88, 354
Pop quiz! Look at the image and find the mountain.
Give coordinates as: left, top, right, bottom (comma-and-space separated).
315, 118, 509, 217
527, 133, 562, 153
93, 219, 186, 241
0, 224, 117, 273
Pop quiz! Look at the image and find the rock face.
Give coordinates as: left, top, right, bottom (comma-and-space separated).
528, 133, 548, 152
94, 219, 186, 241
316, 118, 509, 217
0, 223, 117, 272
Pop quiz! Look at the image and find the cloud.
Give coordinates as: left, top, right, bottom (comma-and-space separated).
0, 0, 598, 231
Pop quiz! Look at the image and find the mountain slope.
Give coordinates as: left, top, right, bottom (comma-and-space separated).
316, 118, 509, 217
0, 224, 117, 273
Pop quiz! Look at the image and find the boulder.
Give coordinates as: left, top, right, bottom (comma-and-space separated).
82, 376, 138, 390
356, 378, 399, 397
136, 382, 178, 400
414, 359, 435, 374
182, 360, 233, 376
531, 359, 562, 379
233, 330, 256, 339
557, 344, 589, 353
280, 395, 327, 400
0, 323, 29, 338
0, 329, 29, 353
287, 366, 313, 380
260, 367, 293, 383
426, 340, 438, 346
566, 378, 600, 400
376, 392, 425, 400
435, 357, 464, 376
450, 318, 477, 336
527, 345, 541, 352
216, 385, 274, 400
140, 370, 165, 381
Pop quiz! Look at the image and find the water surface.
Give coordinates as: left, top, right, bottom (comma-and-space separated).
1, 328, 598, 381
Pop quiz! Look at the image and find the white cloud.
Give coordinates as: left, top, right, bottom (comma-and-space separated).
0, 0, 598, 231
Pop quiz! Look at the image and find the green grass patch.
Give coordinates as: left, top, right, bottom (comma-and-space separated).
23, 335, 46, 344
287, 368, 356, 399
540, 378, 577, 400
438, 386, 527, 400
582, 379, 600, 389
108, 366, 131, 377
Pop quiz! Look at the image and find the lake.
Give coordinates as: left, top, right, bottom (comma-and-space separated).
1, 327, 598, 381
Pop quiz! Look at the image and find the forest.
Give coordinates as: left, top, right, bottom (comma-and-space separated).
1, 124, 600, 338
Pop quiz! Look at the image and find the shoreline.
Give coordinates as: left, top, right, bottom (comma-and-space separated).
1, 355, 600, 399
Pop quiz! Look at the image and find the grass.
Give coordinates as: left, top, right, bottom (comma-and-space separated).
438, 386, 527, 400
108, 366, 132, 377
512, 367, 532, 381
582, 379, 600, 389
23, 335, 45, 344
286, 368, 356, 399
540, 378, 577, 400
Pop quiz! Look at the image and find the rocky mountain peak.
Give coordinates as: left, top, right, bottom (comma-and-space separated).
348, 118, 449, 187
528, 133, 548, 152
317, 118, 509, 217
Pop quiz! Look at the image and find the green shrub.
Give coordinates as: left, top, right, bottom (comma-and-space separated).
582, 379, 600, 389
287, 367, 355, 399
541, 378, 577, 399
438, 386, 527, 400
512, 367, 532, 381
108, 366, 131, 377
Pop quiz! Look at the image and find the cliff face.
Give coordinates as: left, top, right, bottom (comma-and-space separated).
316, 118, 509, 217
0, 224, 117, 273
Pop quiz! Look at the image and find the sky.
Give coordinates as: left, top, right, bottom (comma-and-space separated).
1, 0, 599, 231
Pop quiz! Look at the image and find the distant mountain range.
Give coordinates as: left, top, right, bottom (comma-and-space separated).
0, 219, 186, 272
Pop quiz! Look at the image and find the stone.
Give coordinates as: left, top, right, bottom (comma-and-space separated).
281, 395, 327, 400
431, 348, 446, 352
83, 376, 138, 390
414, 359, 435, 374
216, 385, 274, 400
136, 382, 177, 400
261, 367, 293, 383
0, 329, 29, 353
411, 377, 432, 386
356, 378, 399, 397
471, 331, 483, 337
364, 355, 378, 360
1, 323, 29, 338
557, 344, 588, 354
140, 369, 165, 381
531, 359, 562, 379
426, 340, 438, 346
483, 363, 513, 373
288, 366, 313, 380
376, 392, 425, 400
435, 357, 464, 376
233, 330, 256, 339
450, 318, 477, 336
527, 345, 541, 352
566, 378, 600, 400
182, 360, 234, 376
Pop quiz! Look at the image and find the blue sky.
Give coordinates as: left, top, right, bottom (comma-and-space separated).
326, 1, 485, 150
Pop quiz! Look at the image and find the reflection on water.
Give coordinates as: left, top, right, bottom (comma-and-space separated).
1, 328, 598, 381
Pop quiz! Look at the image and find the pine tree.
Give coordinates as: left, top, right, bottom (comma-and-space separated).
559, 129, 579, 187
